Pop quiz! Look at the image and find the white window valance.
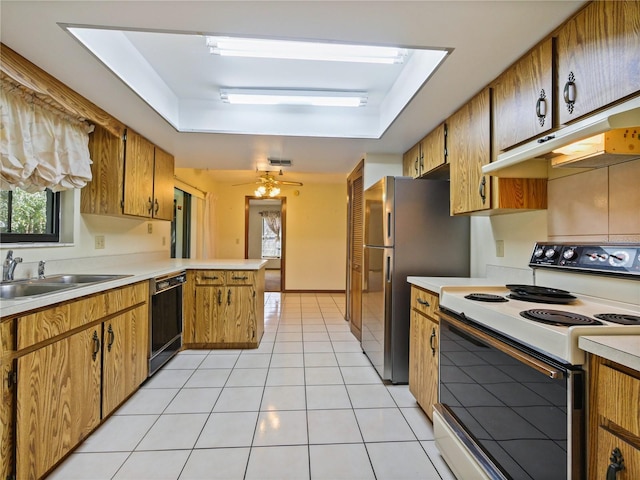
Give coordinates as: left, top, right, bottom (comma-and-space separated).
0, 79, 94, 192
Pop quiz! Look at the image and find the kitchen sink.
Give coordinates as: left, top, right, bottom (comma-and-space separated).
41, 274, 131, 284
0, 283, 77, 299
0, 274, 132, 299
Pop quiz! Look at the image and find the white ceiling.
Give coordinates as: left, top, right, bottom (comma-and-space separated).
1, 1, 586, 183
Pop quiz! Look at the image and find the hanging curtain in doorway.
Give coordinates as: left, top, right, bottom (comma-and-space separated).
202, 192, 217, 259
260, 211, 281, 237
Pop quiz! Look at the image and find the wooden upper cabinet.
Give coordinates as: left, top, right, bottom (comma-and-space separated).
449, 88, 492, 215
449, 88, 547, 215
152, 147, 175, 221
493, 38, 554, 152
402, 142, 422, 178
557, 0, 640, 125
421, 123, 447, 175
123, 129, 155, 218
83, 125, 174, 220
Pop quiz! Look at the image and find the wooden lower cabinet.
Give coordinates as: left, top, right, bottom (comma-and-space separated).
588, 355, 640, 480
408, 286, 439, 421
102, 303, 149, 416
17, 327, 102, 480
186, 269, 265, 349
2, 281, 149, 480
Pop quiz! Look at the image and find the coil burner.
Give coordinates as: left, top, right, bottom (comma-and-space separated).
520, 309, 603, 326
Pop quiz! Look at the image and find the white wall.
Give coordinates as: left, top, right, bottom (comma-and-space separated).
362, 153, 403, 190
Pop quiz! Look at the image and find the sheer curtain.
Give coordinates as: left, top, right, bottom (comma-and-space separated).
1, 79, 93, 192
260, 211, 281, 238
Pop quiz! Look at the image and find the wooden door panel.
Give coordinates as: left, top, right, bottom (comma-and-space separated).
17, 328, 101, 479
195, 286, 222, 343
153, 147, 175, 221
123, 129, 154, 218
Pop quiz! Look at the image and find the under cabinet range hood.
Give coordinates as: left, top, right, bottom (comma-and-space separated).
484, 96, 640, 178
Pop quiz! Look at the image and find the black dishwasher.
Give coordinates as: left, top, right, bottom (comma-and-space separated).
149, 271, 186, 376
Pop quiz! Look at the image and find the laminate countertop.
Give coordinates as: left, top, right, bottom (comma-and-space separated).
0, 258, 268, 318
579, 335, 640, 372
407, 276, 502, 295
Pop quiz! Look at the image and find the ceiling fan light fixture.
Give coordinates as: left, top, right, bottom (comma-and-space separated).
220, 88, 367, 107
205, 36, 408, 64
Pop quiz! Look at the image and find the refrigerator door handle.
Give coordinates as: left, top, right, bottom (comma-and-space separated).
386, 255, 392, 283
387, 212, 392, 241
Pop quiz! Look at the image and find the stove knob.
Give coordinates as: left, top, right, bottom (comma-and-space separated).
534, 247, 545, 258
563, 248, 576, 260
545, 248, 556, 259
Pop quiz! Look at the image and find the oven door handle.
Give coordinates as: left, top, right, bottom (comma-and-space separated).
441, 311, 564, 380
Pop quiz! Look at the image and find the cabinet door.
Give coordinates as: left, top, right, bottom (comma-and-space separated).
1, 322, 14, 480
402, 150, 414, 177
153, 147, 175, 221
123, 129, 155, 218
194, 285, 224, 343
449, 88, 491, 214
421, 123, 447, 174
17, 328, 101, 479
409, 309, 438, 420
224, 286, 257, 344
592, 427, 640, 480
493, 38, 554, 151
102, 304, 149, 416
557, 1, 640, 124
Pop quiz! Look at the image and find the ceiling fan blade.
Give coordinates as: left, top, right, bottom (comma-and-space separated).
279, 181, 303, 186
232, 181, 262, 186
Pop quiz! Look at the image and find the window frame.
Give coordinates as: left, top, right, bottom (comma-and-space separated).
0, 189, 61, 243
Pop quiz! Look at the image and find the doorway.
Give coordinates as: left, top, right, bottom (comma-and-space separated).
171, 188, 191, 258
245, 197, 286, 292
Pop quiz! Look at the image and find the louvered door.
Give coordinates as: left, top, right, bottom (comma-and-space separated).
346, 161, 364, 339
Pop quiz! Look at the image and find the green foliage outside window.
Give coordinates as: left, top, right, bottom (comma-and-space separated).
0, 188, 59, 242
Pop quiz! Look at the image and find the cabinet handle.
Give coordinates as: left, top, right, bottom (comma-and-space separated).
478, 176, 486, 204
232, 275, 248, 281
217, 289, 222, 306
154, 199, 159, 215
563, 71, 576, 114
227, 289, 231, 305
147, 197, 153, 214
429, 327, 436, 356
606, 448, 624, 480
91, 331, 100, 361
420, 151, 424, 171
417, 298, 430, 307
202, 275, 219, 280
107, 324, 115, 352
414, 157, 419, 175
536, 89, 547, 127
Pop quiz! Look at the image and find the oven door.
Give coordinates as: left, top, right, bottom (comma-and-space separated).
436, 310, 584, 480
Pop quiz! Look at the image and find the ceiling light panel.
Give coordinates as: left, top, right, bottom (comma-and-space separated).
206, 36, 408, 64
220, 89, 368, 107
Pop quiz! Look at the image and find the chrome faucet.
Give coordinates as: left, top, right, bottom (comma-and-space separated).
38, 260, 46, 279
2, 250, 23, 282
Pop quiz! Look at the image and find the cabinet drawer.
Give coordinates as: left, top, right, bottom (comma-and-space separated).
226, 271, 255, 285
593, 426, 640, 480
411, 286, 439, 319
194, 270, 225, 285
598, 364, 640, 438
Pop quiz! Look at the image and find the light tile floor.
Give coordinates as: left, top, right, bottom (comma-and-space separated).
50, 293, 457, 480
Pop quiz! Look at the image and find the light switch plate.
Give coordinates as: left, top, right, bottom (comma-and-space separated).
495, 240, 504, 257
95, 235, 105, 249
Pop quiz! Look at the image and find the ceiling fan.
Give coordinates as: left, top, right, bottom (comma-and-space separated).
233, 170, 303, 197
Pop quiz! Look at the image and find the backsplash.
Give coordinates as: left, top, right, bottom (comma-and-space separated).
548, 158, 640, 243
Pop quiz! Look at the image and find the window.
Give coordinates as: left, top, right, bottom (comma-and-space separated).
0, 188, 60, 243
261, 217, 281, 258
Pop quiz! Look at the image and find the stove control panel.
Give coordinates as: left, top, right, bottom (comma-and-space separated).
529, 243, 640, 277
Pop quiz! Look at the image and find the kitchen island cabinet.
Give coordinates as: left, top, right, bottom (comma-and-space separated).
408, 285, 439, 420
2, 282, 148, 480
184, 269, 265, 349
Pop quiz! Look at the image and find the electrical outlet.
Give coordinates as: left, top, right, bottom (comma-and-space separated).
95, 235, 105, 249
147, 223, 153, 234
162, 236, 166, 246
495, 240, 505, 257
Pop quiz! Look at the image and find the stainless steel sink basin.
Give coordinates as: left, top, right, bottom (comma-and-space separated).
0, 283, 76, 299
42, 274, 131, 284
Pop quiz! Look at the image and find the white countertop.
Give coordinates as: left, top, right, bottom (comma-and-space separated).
0, 258, 268, 318
407, 276, 501, 295
579, 335, 640, 372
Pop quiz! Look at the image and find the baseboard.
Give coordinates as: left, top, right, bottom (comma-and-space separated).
282, 289, 346, 294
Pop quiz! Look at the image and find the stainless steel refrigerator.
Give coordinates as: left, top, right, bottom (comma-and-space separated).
361, 176, 470, 384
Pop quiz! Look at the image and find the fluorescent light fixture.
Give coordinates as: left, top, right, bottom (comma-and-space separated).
206, 36, 408, 64
220, 88, 367, 107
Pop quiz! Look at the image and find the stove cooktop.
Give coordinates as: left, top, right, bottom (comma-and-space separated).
439, 285, 640, 365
